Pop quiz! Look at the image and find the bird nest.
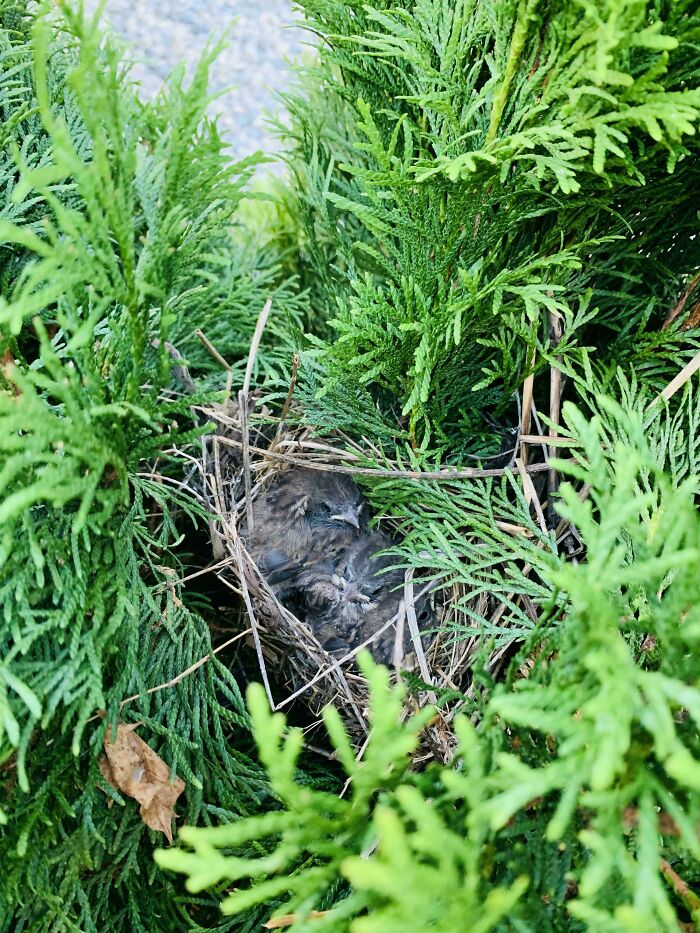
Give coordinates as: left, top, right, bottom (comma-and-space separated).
190, 390, 505, 762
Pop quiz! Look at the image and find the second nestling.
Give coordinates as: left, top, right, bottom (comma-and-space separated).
242, 466, 432, 663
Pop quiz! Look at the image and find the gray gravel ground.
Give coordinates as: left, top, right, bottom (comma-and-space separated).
88, 1, 307, 162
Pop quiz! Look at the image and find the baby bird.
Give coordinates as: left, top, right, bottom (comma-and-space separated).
243, 465, 433, 664
308, 530, 412, 664
244, 466, 364, 599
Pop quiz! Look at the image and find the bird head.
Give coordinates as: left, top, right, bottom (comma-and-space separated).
305, 473, 363, 533
329, 503, 361, 530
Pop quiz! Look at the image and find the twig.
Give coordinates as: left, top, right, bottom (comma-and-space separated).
201, 426, 225, 562
662, 271, 700, 330
238, 392, 254, 531
530, 400, 547, 440
153, 556, 236, 593
279, 352, 299, 425
684, 301, 700, 332
264, 912, 332, 929
392, 598, 406, 678
274, 608, 405, 712
659, 858, 700, 919
195, 328, 232, 371
516, 456, 548, 535
210, 435, 230, 558
340, 733, 371, 798
520, 366, 535, 464
73, 629, 253, 736
548, 310, 564, 528
194, 327, 235, 410
404, 568, 434, 691
648, 350, 700, 410
233, 535, 276, 709
135, 471, 208, 505
243, 298, 273, 398
519, 433, 577, 446
269, 352, 300, 453
119, 629, 252, 707
240, 297, 273, 532
215, 435, 562, 481
494, 521, 534, 537
151, 338, 196, 393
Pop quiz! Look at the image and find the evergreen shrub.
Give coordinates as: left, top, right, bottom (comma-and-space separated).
0, 3, 301, 929
161, 1, 700, 930
1, 1, 700, 931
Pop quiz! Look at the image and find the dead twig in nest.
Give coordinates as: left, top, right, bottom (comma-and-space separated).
240, 297, 273, 533
548, 310, 564, 527
214, 433, 561, 482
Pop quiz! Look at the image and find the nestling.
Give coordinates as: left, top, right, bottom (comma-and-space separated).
243, 466, 364, 599
308, 530, 429, 665
243, 465, 433, 664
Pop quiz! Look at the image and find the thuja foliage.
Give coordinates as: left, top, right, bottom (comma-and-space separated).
281, 0, 700, 455
0, 3, 303, 929
157, 656, 528, 933
157, 1, 700, 928
2, 0, 700, 930
266, 0, 700, 670
159, 396, 700, 930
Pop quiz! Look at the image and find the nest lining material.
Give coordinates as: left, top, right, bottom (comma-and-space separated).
194, 397, 509, 758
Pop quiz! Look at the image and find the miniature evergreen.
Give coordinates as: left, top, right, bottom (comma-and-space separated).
0, 4, 297, 928
1, 0, 700, 930
161, 0, 700, 929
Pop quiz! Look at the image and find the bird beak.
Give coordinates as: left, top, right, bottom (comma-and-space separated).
342, 582, 370, 604
331, 508, 360, 530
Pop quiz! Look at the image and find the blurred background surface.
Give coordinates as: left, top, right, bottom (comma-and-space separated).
86, 1, 306, 161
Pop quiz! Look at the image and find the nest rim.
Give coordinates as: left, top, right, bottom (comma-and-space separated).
193, 397, 508, 762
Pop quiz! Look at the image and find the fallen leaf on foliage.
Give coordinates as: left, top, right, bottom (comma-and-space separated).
264, 912, 332, 929
99, 721, 185, 844
1, 348, 20, 397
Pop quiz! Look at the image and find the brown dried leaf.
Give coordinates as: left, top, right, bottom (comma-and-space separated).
1, 348, 20, 398
100, 722, 185, 844
640, 634, 657, 653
